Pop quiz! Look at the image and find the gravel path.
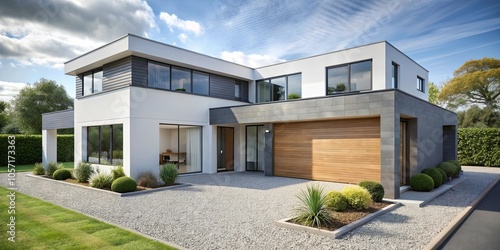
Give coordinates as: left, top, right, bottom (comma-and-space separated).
1, 166, 499, 249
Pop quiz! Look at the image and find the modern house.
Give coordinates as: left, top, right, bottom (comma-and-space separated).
42, 34, 457, 198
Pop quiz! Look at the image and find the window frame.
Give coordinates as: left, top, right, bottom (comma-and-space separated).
82, 68, 103, 96
417, 76, 425, 92
392, 62, 399, 89
255, 73, 302, 103
326, 59, 373, 95
86, 124, 123, 165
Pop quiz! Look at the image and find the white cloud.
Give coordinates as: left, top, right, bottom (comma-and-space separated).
0, 81, 28, 102
178, 33, 188, 43
0, 0, 156, 69
220, 51, 286, 68
159, 12, 204, 36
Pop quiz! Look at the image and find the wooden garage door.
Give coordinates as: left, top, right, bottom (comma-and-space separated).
274, 117, 380, 183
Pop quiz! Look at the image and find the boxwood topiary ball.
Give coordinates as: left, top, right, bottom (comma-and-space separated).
111, 176, 137, 193
409, 173, 434, 192
421, 168, 443, 188
435, 167, 448, 184
447, 160, 462, 177
437, 162, 456, 179
358, 181, 385, 202
53, 169, 72, 180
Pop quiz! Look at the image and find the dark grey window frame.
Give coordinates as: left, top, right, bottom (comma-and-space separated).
326, 59, 373, 95
255, 73, 302, 103
159, 123, 203, 174
417, 76, 425, 92
392, 62, 399, 89
82, 68, 103, 96
87, 124, 122, 165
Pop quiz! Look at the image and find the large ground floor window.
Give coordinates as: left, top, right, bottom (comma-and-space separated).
87, 124, 123, 165
159, 124, 202, 174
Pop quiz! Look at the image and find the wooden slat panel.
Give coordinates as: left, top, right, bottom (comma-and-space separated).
274, 117, 381, 184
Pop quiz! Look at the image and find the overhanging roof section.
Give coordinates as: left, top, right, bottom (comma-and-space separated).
64, 34, 254, 81
42, 109, 74, 130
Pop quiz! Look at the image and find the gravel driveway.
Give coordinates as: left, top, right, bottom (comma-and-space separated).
1, 166, 499, 249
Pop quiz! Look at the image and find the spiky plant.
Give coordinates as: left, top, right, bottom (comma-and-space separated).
294, 184, 332, 227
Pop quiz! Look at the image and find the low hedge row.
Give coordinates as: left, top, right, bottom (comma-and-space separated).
0, 134, 74, 165
458, 128, 500, 167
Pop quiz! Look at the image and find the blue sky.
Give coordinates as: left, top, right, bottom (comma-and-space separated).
0, 0, 499, 102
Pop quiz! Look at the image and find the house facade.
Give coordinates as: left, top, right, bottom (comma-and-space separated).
42, 34, 457, 198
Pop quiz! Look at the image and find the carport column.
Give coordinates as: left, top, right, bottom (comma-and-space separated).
264, 124, 273, 176
42, 129, 57, 167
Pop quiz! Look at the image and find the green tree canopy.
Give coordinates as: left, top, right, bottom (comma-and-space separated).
439, 57, 500, 110
457, 105, 500, 128
0, 101, 8, 131
11, 78, 73, 134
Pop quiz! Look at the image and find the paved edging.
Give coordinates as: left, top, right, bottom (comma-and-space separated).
25, 174, 191, 197
423, 175, 500, 250
275, 202, 401, 238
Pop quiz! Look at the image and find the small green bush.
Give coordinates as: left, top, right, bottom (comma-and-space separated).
89, 172, 113, 189
53, 169, 72, 180
358, 181, 385, 202
447, 160, 462, 177
410, 173, 434, 192
287, 93, 301, 99
111, 165, 125, 180
435, 167, 447, 184
421, 168, 443, 188
437, 162, 456, 178
137, 172, 158, 188
46, 162, 62, 177
294, 184, 332, 227
33, 163, 45, 175
111, 177, 137, 193
74, 162, 94, 183
341, 185, 372, 210
325, 191, 348, 211
160, 163, 179, 185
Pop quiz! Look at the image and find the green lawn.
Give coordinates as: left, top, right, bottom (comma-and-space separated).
0, 186, 176, 250
0, 162, 74, 174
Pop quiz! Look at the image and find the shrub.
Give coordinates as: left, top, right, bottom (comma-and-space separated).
74, 162, 94, 183
294, 184, 331, 227
89, 172, 114, 189
137, 172, 158, 188
341, 185, 372, 210
160, 163, 179, 185
410, 173, 434, 192
358, 181, 385, 202
325, 191, 348, 211
111, 165, 125, 180
421, 168, 443, 188
111, 177, 137, 193
447, 160, 462, 177
435, 167, 448, 184
437, 162, 457, 178
0, 135, 74, 165
53, 169, 72, 180
287, 93, 301, 99
46, 162, 62, 177
458, 128, 500, 167
33, 163, 45, 175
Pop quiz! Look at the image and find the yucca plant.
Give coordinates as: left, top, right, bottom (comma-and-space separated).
89, 172, 114, 189
294, 184, 332, 227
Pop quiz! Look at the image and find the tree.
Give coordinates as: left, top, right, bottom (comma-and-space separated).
0, 101, 8, 131
11, 78, 73, 134
457, 105, 500, 128
439, 57, 500, 110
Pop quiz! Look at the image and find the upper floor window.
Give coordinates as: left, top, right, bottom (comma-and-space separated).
148, 62, 170, 89
192, 71, 209, 95
392, 62, 399, 89
417, 76, 425, 92
327, 60, 372, 94
235, 82, 241, 100
83, 69, 103, 96
256, 73, 302, 103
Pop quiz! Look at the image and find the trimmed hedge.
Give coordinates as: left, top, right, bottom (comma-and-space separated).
0, 135, 73, 165
458, 128, 500, 167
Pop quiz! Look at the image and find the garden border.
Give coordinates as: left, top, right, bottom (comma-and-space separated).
275, 202, 401, 238
25, 174, 191, 197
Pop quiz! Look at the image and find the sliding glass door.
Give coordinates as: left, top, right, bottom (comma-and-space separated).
159, 124, 202, 174
246, 125, 265, 171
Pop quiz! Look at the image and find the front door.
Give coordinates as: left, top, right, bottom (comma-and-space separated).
217, 127, 234, 171
400, 120, 410, 185
246, 125, 265, 171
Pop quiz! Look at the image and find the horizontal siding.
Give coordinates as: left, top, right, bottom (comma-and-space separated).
75, 75, 83, 99
274, 117, 381, 184
42, 110, 74, 130
103, 57, 132, 92
131, 56, 148, 86
210, 75, 235, 100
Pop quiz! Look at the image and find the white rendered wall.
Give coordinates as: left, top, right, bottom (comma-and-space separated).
385, 43, 429, 101
254, 42, 387, 99
42, 129, 57, 166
